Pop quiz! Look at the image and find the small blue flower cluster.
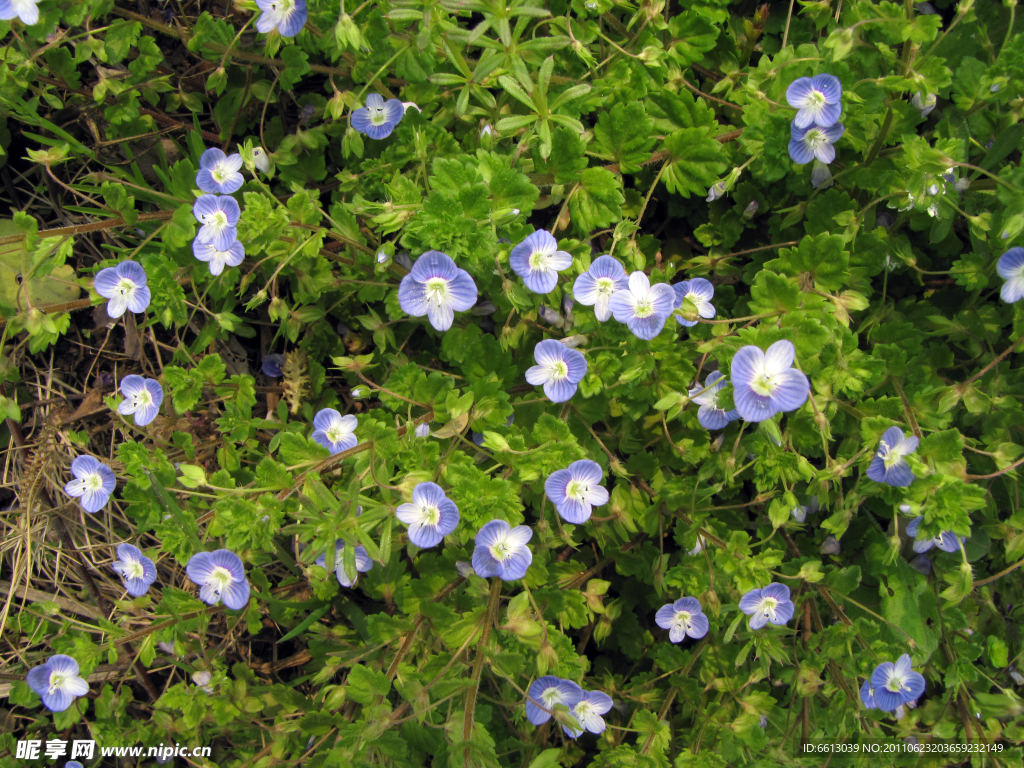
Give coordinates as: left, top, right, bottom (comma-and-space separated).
526, 676, 613, 738
192, 148, 246, 276
786, 75, 844, 176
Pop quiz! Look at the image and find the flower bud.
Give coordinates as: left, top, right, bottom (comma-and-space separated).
912, 91, 937, 118
251, 146, 270, 173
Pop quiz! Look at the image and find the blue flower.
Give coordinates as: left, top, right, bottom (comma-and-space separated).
117, 375, 163, 427
196, 148, 244, 194
655, 597, 710, 642
860, 680, 877, 709
545, 459, 609, 524
64, 455, 116, 513
526, 676, 583, 726
186, 549, 250, 610
255, 0, 307, 37
472, 519, 533, 581
351, 93, 405, 140
510, 230, 573, 294
525, 339, 587, 403
738, 583, 795, 629
396, 482, 460, 548
193, 238, 245, 276
608, 272, 676, 340
414, 423, 430, 438
26, 655, 89, 712
997, 248, 1024, 303
0, 0, 40, 25
564, 690, 614, 738
789, 122, 845, 165
398, 250, 478, 331
866, 427, 918, 487
906, 516, 964, 554
311, 409, 358, 454
730, 340, 809, 422
673, 278, 716, 327
261, 354, 285, 377
688, 371, 739, 430
869, 654, 926, 712
112, 543, 158, 597
316, 540, 374, 587
94, 260, 152, 318
786, 74, 843, 128
193, 194, 241, 251
572, 255, 628, 322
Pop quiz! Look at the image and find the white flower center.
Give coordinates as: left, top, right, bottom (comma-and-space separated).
576, 700, 593, 718
674, 610, 692, 630
881, 445, 902, 468
529, 251, 551, 272
326, 425, 346, 444
212, 164, 229, 182
133, 388, 153, 408
634, 298, 654, 318
125, 560, 145, 580
425, 277, 450, 304
116, 278, 136, 298
420, 504, 441, 525
887, 676, 905, 693
210, 211, 227, 228
48, 672, 69, 694
565, 479, 589, 500
209, 565, 233, 593
85, 473, 103, 491
547, 360, 568, 381
805, 129, 826, 149
750, 373, 777, 397
760, 597, 778, 620
596, 277, 615, 295
489, 539, 512, 562
271, 0, 295, 12
541, 687, 561, 706
807, 90, 826, 109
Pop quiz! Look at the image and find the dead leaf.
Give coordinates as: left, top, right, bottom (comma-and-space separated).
431, 412, 469, 438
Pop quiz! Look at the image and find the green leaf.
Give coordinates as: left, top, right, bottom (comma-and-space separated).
533, 127, 588, 185
668, 13, 720, 65
747, 270, 801, 314
765, 233, 850, 292
568, 167, 624, 235
280, 45, 311, 90
661, 128, 728, 198
592, 102, 656, 174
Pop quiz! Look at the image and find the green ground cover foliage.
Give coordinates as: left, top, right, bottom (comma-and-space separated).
2, 0, 1024, 766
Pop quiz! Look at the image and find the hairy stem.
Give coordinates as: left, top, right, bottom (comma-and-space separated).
462, 578, 502, 766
